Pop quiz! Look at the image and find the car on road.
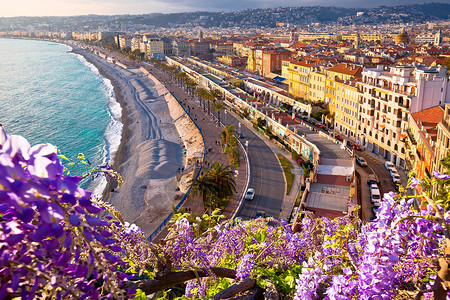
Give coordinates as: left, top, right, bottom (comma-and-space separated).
372, 203, 381, 214
245, 188, 255, 200
356, 156, 367, 167
370, 184, 381, 204
367, 174, 380, 185
392, 174, 401, 184
335, 135, 344, 141
353, 144, 362, 151
389, 168, 399, 177
385, 161, 395, 170
255, 211, 266, 218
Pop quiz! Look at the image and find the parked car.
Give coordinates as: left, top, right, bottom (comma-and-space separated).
370, 184, 381, 204
367, 174, 380, 185
255, 211, 266, 218
335, 135, 344, 141
356, 156, 367, 167
245, 188, 255, 200
372, 203, 381, 214
389, 168, 399, 177
353, 144, 362, 151
392, 174, 401, 184
385, 161, 395, 170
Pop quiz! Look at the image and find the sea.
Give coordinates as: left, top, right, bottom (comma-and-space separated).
0, 38, 123, 194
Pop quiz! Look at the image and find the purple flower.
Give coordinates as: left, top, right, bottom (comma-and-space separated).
40, 203, 65, 224
85, 215, 109, 227
1, 134, 31, 160
236, 254, 254, 281
434, 171, 450, 180
69, 213, 81, 226
409, 176, 420, 187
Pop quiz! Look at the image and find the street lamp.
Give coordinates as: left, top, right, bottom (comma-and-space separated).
238, 122, 241, 133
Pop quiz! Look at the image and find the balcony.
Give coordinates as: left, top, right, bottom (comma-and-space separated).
443, 118, 450, 132
407, 129, 417, 145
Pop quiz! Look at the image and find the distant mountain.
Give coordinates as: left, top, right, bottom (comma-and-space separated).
0, 3, 448, 31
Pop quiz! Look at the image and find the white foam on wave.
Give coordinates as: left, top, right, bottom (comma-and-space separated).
73, 52, 123, 197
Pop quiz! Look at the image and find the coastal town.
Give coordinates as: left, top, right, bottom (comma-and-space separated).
2, 2, 450, 299
2, 5, 450, 239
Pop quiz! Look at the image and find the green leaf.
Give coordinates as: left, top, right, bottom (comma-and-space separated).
131, 289, 147, 300
58, 154, 72, 161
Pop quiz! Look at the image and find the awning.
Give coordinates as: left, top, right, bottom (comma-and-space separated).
381, 114, 386, 118
273, 76, 287, 83
379, 124, 385, 128
400, 134, 407, 138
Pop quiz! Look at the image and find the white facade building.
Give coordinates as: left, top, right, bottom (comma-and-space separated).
358, 65, 450, 167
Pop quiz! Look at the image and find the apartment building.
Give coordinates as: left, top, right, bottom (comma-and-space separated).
117, 35, 132, 50
325, 63, 363, 114
435, 103, 450, 174
131, 36, 142, 52
334, 79, 360, 141
358, 65, 450, 167
309, 66, 326, 103
415, 30, 443, 46
405, 106, 444, 181
288, 59, 322, 99
172, 39, 191, 56
210, 42, 234, 55
161, 38, 173, 55
262, 48, 293, 77
146, 38, 164, 57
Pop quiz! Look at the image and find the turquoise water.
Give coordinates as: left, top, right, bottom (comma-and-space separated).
0, 38, 122, 193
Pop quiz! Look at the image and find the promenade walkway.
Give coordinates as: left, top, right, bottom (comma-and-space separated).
141, 63, 249, 224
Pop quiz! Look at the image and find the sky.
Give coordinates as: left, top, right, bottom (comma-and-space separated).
1, 0, 446, 17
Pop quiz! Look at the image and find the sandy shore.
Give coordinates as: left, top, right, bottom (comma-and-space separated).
71, 46, 203, 235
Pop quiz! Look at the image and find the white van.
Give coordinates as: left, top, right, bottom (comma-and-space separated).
370, 183, 381, 204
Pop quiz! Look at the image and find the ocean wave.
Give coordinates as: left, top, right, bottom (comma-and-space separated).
73, 52, 123, 197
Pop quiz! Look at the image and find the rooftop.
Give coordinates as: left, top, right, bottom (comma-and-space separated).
412, 105, 445, 125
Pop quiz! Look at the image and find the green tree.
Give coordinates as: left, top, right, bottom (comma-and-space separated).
208, 162, 236, 207
222, 125, 236, 150
242, 108, 250, 119
212, 101, 226, 125
196, 88, 209, 110
256, 117, 266, 129
188, 173, 215, 212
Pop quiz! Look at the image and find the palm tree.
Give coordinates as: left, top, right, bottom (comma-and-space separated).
185, 79, 197, 95
196, 88, 208, 111
188, 173, 215, 212
212, 101, 225, 125
221, 125, 236, 153
208, 162, 236, 206
209, 89, 222, 102
206, 89, 222, 114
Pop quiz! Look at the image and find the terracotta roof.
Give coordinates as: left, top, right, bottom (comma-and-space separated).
326, 63, 363, 77
411, 106, 445, 125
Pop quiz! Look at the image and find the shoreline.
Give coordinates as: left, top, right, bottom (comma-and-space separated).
69, 46, 130, 201
68, 43, 203, 235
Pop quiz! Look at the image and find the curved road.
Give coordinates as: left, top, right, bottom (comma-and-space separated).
223, 113, 285, 220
